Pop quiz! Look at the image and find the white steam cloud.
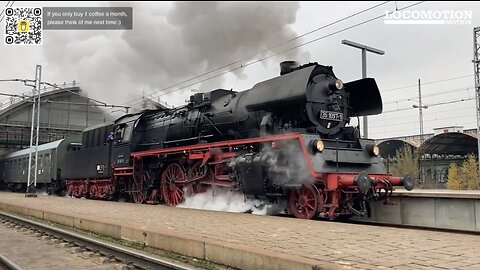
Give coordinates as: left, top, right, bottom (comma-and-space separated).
263, 141, 313, 186
177, 187, 287, 216
42, 2, 304, 111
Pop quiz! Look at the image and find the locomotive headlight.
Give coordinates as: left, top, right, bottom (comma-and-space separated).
334, 79, 343, 90
313, 139, 324, 152
328, 79, 344, 91
370, 145, 380, 156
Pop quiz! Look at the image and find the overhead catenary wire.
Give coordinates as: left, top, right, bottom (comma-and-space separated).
367, 97, 476, 132
124, 1, 425, 107
371, 117, 476, 131
383, 85, 474, 105
371, 83, 476, 130
370, 114, 477, 133
371, 104, 476, 122
0, 79, 130, 111
372, 116, 476, 134
371, 84, 477, 134
382, 74, 473, 93
122, 1, 392, 106
382, 97, 476, 114
369, 99, 477, 133
0, 92, 27, 98
150, 2, 426, 100
40, 81, 130, 110
373, 114, 476, 128
370, 104, 477, 128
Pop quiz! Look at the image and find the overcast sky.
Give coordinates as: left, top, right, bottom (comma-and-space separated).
1, 1, 480, 139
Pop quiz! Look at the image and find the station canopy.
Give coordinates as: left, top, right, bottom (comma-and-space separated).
378, 139, 421, 158
378, 132, 478, 158
419, 132, 478, 156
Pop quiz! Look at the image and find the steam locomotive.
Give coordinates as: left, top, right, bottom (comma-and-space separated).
1, 61, 413, 219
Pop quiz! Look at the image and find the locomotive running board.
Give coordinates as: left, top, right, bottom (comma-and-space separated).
130, 132, 321, 181
113, 166, 134, 176
131, 133, 303, 158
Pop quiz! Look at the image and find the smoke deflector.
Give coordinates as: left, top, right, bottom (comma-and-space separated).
345, 78, 383, 116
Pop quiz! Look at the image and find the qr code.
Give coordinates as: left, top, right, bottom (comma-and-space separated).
4, 7, 42, 45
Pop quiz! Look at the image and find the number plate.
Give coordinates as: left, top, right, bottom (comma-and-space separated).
320, 110, 343, 121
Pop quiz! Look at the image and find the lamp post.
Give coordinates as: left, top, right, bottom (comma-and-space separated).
412, 78, 428, 141
342, 39, 385, 138
412, 103, 428, 183
412, 104, 428, 141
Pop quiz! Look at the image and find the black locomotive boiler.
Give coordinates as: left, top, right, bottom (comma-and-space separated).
21, 61, 414, 219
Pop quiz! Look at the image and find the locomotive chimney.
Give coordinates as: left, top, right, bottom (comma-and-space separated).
280, 61, 298, 75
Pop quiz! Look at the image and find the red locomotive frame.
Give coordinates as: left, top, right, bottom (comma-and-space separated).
65, 132, 403, 219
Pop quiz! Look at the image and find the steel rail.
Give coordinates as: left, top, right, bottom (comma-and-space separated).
0, 211, 197, 270
0, 254, 23, 270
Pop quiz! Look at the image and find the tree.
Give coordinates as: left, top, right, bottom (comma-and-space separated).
390, 145, 420, 187
447, 155, 479, 190
461, 154, 479, 190
447, 162, 462, 190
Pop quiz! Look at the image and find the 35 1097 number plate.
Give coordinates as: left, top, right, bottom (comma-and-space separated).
320, 110, 343, 121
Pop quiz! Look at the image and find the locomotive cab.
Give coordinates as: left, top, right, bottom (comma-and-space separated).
112, 113, 143, 167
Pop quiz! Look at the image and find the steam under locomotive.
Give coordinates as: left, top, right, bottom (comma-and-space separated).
1, 61, 414, 219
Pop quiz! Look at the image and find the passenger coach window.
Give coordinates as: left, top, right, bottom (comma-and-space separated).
45, 154, 50, 166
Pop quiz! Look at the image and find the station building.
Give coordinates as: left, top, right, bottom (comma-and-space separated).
0, 82, 114, 155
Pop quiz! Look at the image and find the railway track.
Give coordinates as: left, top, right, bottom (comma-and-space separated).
0, 254, 22, 270
0, 211, 197, 270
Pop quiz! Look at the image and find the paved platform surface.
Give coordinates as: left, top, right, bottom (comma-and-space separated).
393, 189, 480, 199
0, 216, 114, 269
0, 192, 479, 270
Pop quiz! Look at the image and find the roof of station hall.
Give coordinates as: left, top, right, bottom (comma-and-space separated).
377, 130, 478, 158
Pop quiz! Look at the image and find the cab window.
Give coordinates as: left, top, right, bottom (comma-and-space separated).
115, 123, 133, 143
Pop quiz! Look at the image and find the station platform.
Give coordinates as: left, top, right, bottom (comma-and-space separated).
393, 189, 480, 199
360, 189, 480, 232
0, 192, 479, 270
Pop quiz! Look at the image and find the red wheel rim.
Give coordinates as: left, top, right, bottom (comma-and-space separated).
89, 185, 98, 199
186, 163, 202, 196
188, 163, 201, 179
289, 185, 319, 219
132, 189, 145, 204
73, 187, 80, 198
131, 181, 145, 204
161, 163, 185, 206
131, 172, 148, 204
67, 185, 73, 197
